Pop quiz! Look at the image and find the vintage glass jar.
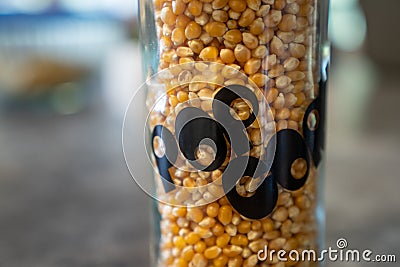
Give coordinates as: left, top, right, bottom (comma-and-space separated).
137, 0, 330, 266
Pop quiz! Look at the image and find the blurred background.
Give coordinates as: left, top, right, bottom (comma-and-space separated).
0, 0, 398, 266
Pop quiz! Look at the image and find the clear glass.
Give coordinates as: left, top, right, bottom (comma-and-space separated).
138, 0, 330, 266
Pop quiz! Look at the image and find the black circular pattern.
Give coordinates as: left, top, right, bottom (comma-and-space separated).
212, 85, 258, 155
175, 107, 227, 171
151, 125, 178, 193
222, 156, 278, 220
269, 129, 310, 191
303, 77, 327, 167
150, 82, 326, 217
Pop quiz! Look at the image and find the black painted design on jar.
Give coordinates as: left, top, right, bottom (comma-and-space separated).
268, 129, 310, 191
222, 156, 278, 220
151, 125, 178, 193
175, 107, 227, 172
212, 85, 258, 156
303, 74, 328, 167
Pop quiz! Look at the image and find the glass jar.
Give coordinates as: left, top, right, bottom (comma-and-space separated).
137, 0, 329, 266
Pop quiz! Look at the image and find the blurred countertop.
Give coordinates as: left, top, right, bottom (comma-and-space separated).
0, 43, 399, 267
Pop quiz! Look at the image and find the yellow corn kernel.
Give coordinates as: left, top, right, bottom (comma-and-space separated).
256, 4, 271, 17
173, 235, 187, 249
169, 222, 180, 235
216, 233, 230, 247
274, 0, 286, 10
249, 239, 268, 253
279, 14, 297, 32
153, 0, 162, 10
220, 49, 235, 64
183, 177, 196, 188
283, 57, 300, 71
191, 253, 207, 267
244, 254, 258, 267
228, 255, 243, 267
204, 246, 222, 259
269, 237, 286, 250
237, 221, 252, 234
262, 217, 274, 232
194, 241, 206, 253
230, 234, 249, 246
224, 29, 242, 43
187, 207, 204, 223
238, 8, 255, 27
212, 10, 228, 23
179, 57, 194, 64
172, 0, 186, 15
265, 88, 278, 104
194, 226, 213, 238
276, 108, 291, 120
295, 92, 305, 106
234, 44, 251, 63
246, 0, 261, 11
188, 39, 204, 54
286, 70, 306, 81
243, 32, 258, 50
168, 95, 179, 107
205, 22, 227, 37
250, 73, 267, 87
264, 9, 282, 28
218, 205, 233, 225
182, 246, 195, 262
171, 28, 186, 45
160, 6, 177, 26
188, 0, 203, 16
223, 245, 243, 257
244, 58, 261, 75
259, 28, 274, 45
195, 12, 209, 26
212, 223, 225, 236
199, 217, 216, 228
165, 255, 174, 265
278, 30, 295, 44
227, 19, 238, 29
161, 49, 176, 63
177, 91, 189, 103
218, 196, 230, 205
271, 35, 284, 56
177, 47, 194, 58
176, 14, 191, 28
284, 237, 299, 251
251, 220, 262, 230
172, 207, 187, 218
160, 36, 173, 50
289, 43, 306, 58
213, 254, 229, 267
199, 46, 219, 61
204, 236, 216, 246
174, 258, 188, 267
299, 3, 314, 16
276, 120, 288, 131
252, 45, 267, 59
185, 232, 201, 245
249, 18, 264, 35
185, 21, 202, 39
276, 75, 292, 89
285, 92, 298, 107
229, 0, 247, 12
212, 0, 229, 9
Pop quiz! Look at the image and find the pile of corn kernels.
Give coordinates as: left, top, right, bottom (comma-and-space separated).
147, 0, 321, 266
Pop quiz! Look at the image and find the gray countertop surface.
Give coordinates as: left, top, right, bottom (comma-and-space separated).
0, 44, 399, 267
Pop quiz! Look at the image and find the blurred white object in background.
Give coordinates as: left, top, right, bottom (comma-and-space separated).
328, 0, 378, 137
329, 0, 367, 52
